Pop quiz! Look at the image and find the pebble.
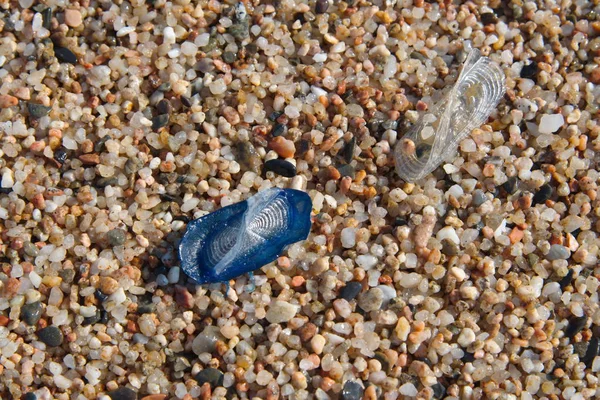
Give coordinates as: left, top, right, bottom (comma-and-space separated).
520, 62, 538, 79
272, 123, 287, 137
0, 94, 18, 108
565, 316, 587, 338
339, 281, 362, 301
264, 159, 296, 177
236, 141, 261, 173
28, 102, 52, 119
107, 229, 127, 246
546, 244, 570, 261
358, 288, 383, 312
64, 9, 83, 27
582, 338, 600, 366
192, 326, 222, 354
502, 177, 519, 194
54, 47, 77, 64
195, 368, 224, 388
315, 0, 330, 14
21, 301, 43, 325
266, 300, 299, 323
532, 183, 552, 204
432, 383, 446, 399
472, 190, 487, 206
37, 326, 63, 347
108, 387, 137, 400
538, 114, 564, 134
152, 114, 169, 130
341, 381, 364, 400
270, 137, 296, 158
23, 393, 37, 400
399, 383, 418, 396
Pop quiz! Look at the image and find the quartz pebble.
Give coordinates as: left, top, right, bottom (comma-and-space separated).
266, 301, 299, 323
358, 288, 383, 312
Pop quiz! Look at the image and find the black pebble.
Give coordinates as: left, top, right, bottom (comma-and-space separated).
582, 337, 600, 367
272, 123, 287, 137
195, 368, 224, 388
94, 290, 108, 303
480, 12, 498, 25
82, 310, 102, 326
42, 7, 52, 29
432, 383, 446, 399
99, 310, 109, 325
54, 47, 78, 64
520, 62, 538, 79
28, 103, 52, 119
502, 176, 519, 195
463, 351, 475, 362
340, 281, 362, 301
341, 380, 364, 400
565, 316, 588, 338
152, 114, 169, 130
94, 135, 110, 152
315, 0, 330, 14
108, 387, 137, 400
264, 159, 296, 178
340, 136, 356, 164
558, 269, 574, 289
23, 393, 37, 400
54, 148, 68, 165
181, 96, 192, 108
37, 326, 63, 347
532, 183, 552, 204
157, 99, 172, 115
21, 301, 43, 326
394, 217, 407, 226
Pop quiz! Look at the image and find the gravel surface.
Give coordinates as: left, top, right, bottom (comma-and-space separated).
0, 0, 599, 399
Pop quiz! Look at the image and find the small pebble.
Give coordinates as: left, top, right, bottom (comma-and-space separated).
315, 0, 329, 14
37, 326, 63, 347
28, 102, 52, 119
152, 114, 169, 130
107, 229, 127, 246
108, 387, 137, 400
565, 316, 588, 338
266, 301, 299, 323
264, 159, 296, 177
340, 281, 362, 301
195, 368, 224, 388
64, 9, 83, 27
54, 47, 78, 64
358, 288, 383, 312
546, 244, 570, 261
270, 137, 296, 158
21, 301, 43, 326
502, 177, 519, 194
341, 381, 364, 400
520, 62, 538, 79
532, 184, 552, 204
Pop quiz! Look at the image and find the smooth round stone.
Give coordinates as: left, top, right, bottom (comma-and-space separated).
107, 229, 126, 246
108, 387, 137, 400
341, 380, 364, 400
195, 368, 224, 388
339, 281, 362, 301
21, 301, 43, 326
546, 244, 570, 261
23, 393, 37, 400
37, 326, 63, 347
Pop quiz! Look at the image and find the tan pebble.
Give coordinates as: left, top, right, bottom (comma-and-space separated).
0, 94, 18, 108
3, 278, 20, 298
32, 193, 46, 209
340, 176, 352, 194
29, 141, 46, 152
65, 9, 83, 27
141, 396, 168, 400
14, 87, 31, 100
298, 322, 317, 342
291, 276, 305, 287
270, 137, 295, 158
42, 276, 62, 288
79, 154, 100, 165
326, 166, 341, 180
364, 385, 377, 400
310, 334, 326, 354
99, 276, 119, 295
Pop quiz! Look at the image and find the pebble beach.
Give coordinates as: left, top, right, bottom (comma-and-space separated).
1, 0, 600, 399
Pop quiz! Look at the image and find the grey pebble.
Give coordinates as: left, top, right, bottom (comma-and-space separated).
546, 244, 570, 261
37, 326, 63, 347
195, 368, 224, 388
358, 287, 383, 312
472, 190, 487, 206
339, 281, 362, 301
152, 114, 169, 130
107, 229, 126, 246
28, 103, 52, 119
341, 380, 364, 400
21, 301, 43, 326
108, 387, 137, 400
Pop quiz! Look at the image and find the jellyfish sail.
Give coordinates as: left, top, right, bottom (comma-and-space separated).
394, 49, 506, 182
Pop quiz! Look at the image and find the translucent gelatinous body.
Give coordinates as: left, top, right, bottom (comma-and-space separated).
394, 49, 506, 182
179, 188, 312, 284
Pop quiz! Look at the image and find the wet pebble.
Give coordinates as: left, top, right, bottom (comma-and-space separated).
21, 301, 43, 326
264, 159, 296, 177
82, 310, 102, 326
341, 380, 364, 400
339, 281, 362, 301
157, 99, 172, 115
108, 387, 137, 400
272, 123, 287, 137
195, 368, 224, 388
107, 228, 127, 246
54, 148, 68, 165
480, 12, 498, 25
37, 326, 63, 347
582, 337, 600, 366
54, 47, 78, 64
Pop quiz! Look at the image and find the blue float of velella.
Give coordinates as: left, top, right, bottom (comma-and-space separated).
179, 188, 312, 284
